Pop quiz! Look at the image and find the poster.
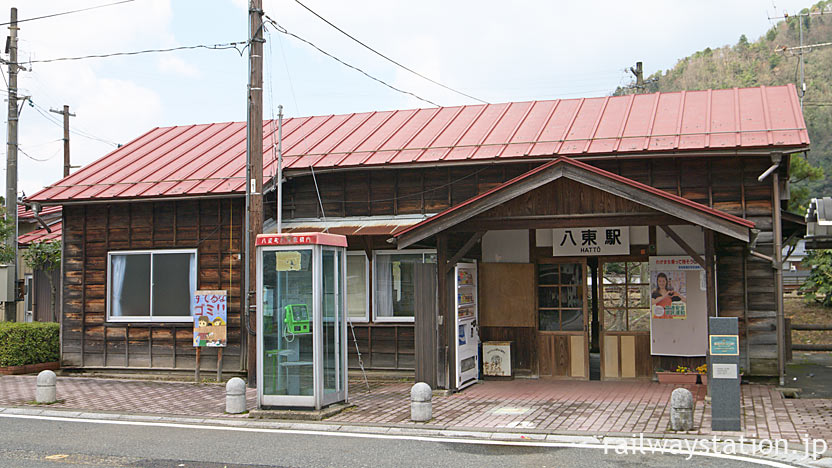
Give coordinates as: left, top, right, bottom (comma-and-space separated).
649, 257, 707, 356
193, 290, 228, 347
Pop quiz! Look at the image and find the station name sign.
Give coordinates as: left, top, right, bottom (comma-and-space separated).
255, 232, 348, 247
552, 227, 629, 256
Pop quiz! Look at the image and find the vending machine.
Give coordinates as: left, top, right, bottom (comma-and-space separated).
454, 262, 479, 389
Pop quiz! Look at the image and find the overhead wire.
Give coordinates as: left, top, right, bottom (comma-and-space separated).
18, 41, 247, 65
263, 16, 440, 107
292, 0, 487, 105
0, 0, 136, 26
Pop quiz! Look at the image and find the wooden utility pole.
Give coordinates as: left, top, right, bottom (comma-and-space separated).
49, 105, 75, 177
4, 7, 19, 321
629, 61, 644, 93
245, 0, 264, 385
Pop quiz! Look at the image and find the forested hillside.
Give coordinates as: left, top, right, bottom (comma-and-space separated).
615, 1, 832, 213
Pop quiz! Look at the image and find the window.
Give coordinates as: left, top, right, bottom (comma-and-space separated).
538, 263, 584, 331
108, 250, 197, 322
373, 250, 436, 322
346, 252, 369, 322
602, 261, 650, 332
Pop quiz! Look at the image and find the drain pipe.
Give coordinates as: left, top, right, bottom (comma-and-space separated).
18, 201, 51, 233
758, 153, 785, 387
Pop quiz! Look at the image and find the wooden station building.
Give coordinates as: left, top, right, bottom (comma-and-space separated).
26, 84, 808, 388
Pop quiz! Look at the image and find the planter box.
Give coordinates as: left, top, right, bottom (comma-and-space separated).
0, 361, 60, 376
656, 371, 698, 385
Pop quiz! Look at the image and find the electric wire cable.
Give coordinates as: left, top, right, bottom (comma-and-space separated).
18, 41, 247, 65
264, 17, 440, 107
292, 0, 487, 105
0, 0, 136, 26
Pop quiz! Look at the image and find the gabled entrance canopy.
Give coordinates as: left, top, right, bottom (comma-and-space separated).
394, 157, 755, 248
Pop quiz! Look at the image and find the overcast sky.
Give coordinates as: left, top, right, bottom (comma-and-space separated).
0, 0, 812, 197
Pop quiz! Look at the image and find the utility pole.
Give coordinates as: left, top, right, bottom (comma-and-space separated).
4, 7, 19, 321
630, 61, 644, 93
244, 0, 264, 386
49, 105, 75, 177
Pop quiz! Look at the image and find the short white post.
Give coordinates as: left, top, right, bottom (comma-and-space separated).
36, 370, 57, 404
226, 377, 247, 414
410, 382, 432, 422
670, 387, 694, 431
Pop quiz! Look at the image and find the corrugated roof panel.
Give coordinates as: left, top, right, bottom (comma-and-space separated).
18, 221, 62, 246
26, 85, 809, 203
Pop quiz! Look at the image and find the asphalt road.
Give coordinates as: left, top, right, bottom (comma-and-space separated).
0, 415, 794, 468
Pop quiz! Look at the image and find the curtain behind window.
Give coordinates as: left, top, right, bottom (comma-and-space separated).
110, 255, 127, 317
375, 255, 393, 318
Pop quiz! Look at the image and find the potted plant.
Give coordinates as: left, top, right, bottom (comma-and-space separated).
656, 366, 699, 384
697, 364, 707, 385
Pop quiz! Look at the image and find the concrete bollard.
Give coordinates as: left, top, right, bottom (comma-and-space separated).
36, 370, 57, 404
670, 387, 694, 431
225, 377, 247, 414
410, 382, 432, 422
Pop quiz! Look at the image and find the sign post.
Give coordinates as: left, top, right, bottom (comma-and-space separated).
709, 316, 741, 431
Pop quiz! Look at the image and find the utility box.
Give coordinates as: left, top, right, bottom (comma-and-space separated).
483, 341, 513, 379
256, 233, 348, 410
0, 265, 11, 302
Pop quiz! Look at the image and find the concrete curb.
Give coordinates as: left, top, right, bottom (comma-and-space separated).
0, 405, 826, 466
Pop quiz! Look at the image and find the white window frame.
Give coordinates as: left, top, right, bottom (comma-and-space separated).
372, 249, 436, 323
346, 251, 370, 323
106, 249, 198, 323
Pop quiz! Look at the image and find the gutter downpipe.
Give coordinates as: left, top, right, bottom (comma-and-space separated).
18, 201, 51, 232
759, 152, 785, 386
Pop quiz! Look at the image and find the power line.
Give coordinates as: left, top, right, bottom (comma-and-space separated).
29, 100, 119, 147
16, 41, 247, 65
264, 17, 440, 107
0, 0, 136, 26
291, 0, 487, 105
18, 146, 60, 163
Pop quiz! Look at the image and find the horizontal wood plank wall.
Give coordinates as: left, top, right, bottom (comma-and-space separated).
284, 156, 778, 376
347, 324, 414, 371
61, 199, 244, 372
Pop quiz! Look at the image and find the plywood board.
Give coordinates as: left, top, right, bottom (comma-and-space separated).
621, 335, 636, 378
570, 335, 586, 378
604, 335, 619, 379
479, 263, 535, 327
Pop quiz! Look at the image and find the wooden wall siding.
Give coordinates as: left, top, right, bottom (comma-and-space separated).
61, 198, 245, 371
347, 324, 415, 370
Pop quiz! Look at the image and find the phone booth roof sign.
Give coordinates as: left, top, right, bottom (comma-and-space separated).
256, 232, 347, 247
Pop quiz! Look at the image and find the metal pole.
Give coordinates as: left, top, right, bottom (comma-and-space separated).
771, 154, 785, 387
799, 17, 805, 108
277, 105, 283, 233
5, 8, 19, 320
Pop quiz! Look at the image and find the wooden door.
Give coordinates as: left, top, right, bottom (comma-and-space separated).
536, 260, 589, 379
599, 260, 653, 379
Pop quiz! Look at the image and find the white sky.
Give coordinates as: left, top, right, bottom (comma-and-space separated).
0, 0, 812, 197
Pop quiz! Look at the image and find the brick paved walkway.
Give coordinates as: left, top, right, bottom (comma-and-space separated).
0, 375, 829, 443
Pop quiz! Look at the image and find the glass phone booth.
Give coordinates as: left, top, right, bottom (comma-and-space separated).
256, 233, 348, 409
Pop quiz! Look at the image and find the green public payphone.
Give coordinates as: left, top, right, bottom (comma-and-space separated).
284, 304, 311, 334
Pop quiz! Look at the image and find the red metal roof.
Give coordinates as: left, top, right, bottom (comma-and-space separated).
395, 156, 755, 244
18, 221, 62, 246
27, 85, 808, 203
17, 205, 61, 220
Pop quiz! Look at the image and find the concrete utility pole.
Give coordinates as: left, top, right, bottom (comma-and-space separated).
49, 105, 75, 177
4, 7, 19, 321
244, 0, 264, 385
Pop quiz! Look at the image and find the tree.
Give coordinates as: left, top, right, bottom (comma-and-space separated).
800, 249, 832, 307
0, 207, 16, 265
789, 155, 824, 215
21, 241, 61, 322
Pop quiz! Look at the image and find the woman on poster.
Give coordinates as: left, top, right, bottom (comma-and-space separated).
651, 272, 686, 307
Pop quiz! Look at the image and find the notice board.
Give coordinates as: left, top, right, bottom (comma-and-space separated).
193, 290, 228, 347
649, 257, 707, 356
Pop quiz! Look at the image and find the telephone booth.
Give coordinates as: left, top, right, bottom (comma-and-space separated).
255, 233, 348, 409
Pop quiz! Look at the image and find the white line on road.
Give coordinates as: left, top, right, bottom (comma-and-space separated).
0, 413, 799, 468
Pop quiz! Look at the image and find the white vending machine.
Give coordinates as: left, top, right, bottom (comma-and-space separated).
454, 262, 479, 389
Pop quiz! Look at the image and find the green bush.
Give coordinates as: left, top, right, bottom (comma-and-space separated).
0, 322, 60, 367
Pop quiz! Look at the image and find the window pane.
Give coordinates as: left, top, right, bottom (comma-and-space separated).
375, 253, 428, 318
346, 255, 367, 319
628, 309, 650, 331
538, 264, 558, 285
561, 309, 584, 331
603, 262, 626, 285
628, 262, 649, 284
538, 309, 558, 331
111, 254, 150, 317
561, 285, 582, 308
628, 285, 650, 308
538, 286, 558, 309
560, 263, 582, 284
604, 308, 626, 331
603, 285, 625, 308
152, 253, 194, 317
